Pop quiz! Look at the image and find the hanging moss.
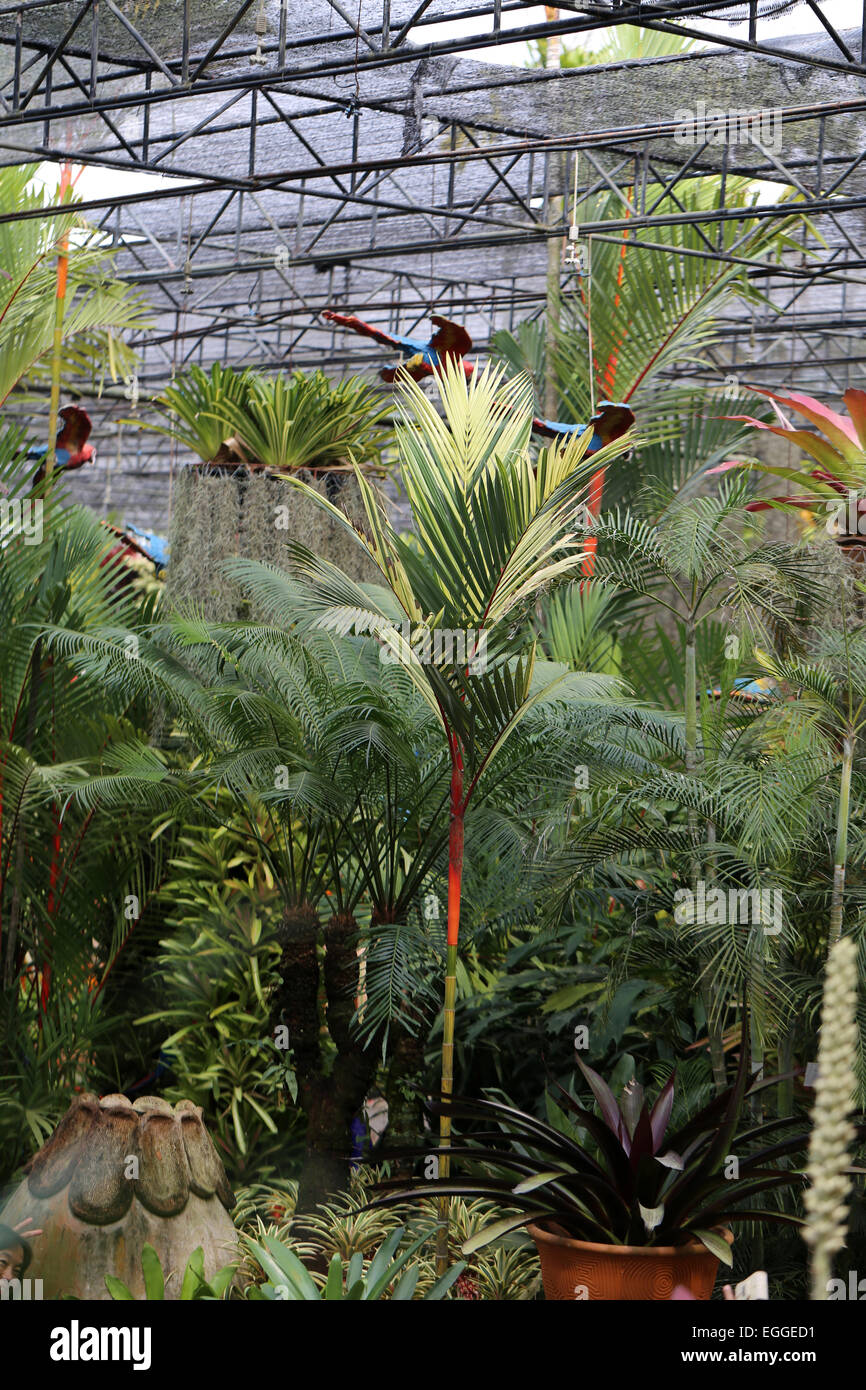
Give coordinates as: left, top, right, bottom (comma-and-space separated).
164, 466, 377, 622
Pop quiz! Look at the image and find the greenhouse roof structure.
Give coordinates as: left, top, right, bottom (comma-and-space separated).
2, 1, 866, 525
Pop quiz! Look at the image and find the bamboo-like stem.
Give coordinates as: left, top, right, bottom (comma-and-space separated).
828, 731, 854, 952
684, 622, 727, 1093
436, 755, 464, 1276
44, 164, 73, 481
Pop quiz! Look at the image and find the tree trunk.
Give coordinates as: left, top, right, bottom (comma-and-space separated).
272, 907, 377, 1225
828, 732, 854, 952
381, 1026, 426, 1172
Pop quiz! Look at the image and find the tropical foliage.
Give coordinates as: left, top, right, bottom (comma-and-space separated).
3, 147, 866, 1309
0, 165, 147, 408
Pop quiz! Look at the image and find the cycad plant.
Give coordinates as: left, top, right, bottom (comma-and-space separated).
216, 369, 391, 472
51, 608, 451, 1212
144, 362, 255, 463
266, 358, 636, 1267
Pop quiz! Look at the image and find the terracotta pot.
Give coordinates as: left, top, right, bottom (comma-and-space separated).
528, 1222, 733, 1301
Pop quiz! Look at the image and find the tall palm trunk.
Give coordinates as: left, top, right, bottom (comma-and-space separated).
828, 731, 854, 951
45, 164, 72, 480
436, 750, 464, 1275
684, 624, 727, 1093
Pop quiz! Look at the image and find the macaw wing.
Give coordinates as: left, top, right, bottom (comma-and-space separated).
322, 310, 409, 352
57, 404, 92, 452
429, 315, 473, 358
531, 416, 577, 439
126, 524, 170, 567
531, 400, 634, 450
743, 495, 827, 512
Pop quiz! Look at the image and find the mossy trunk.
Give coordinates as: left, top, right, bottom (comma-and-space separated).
381, 1026, 426, 1171
271, 907, 375, 1221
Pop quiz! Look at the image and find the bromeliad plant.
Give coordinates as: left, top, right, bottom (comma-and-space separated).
374, 1037, 815, 1262
144, 362, 255, 464
105, 1244, 236, 1301
218, 369, 391, 472
245, 1226, 464, 1301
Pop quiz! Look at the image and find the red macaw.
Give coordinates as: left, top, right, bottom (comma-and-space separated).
29, 405, 94, 484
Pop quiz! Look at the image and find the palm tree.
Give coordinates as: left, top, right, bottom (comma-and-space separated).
0, 442, 167, 1177
0, 165, 148, 409
709, 384, 866, 955
528, 24, 696, 68
251, 358, 635, 1268
491, 177, 806, 547
585, 480, 822, 1087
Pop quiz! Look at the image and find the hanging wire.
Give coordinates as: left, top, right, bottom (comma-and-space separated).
565, 151, 586, 275
564, 153, 595, 411
586, 235, 595, 414
250, 0, 268, 66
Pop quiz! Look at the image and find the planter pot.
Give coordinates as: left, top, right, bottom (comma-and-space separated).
528, 1222, 733, 1301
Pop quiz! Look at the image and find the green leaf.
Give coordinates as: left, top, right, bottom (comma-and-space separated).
513, 1170, 571, 1194
690, 1228, 733, 1267
104, 1274, 134, 1300
323, 1253, 345, 1300
181, 1247, 206, 1300
141, 1244, 165, 1301
462, 1210, 543, 1254
424, 1262, 467, 1300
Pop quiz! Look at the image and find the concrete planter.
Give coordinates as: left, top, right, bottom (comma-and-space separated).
1, 1093, 239, 1300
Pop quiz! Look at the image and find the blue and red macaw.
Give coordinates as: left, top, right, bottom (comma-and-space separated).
321, 309, 635, 452
29, 404, 94, 484
706, 676, 775, 703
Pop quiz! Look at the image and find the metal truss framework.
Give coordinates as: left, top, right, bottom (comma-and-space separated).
2, 0, 866, 513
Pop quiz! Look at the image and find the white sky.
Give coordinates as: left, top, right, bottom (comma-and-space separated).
33, 1, 866, 201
